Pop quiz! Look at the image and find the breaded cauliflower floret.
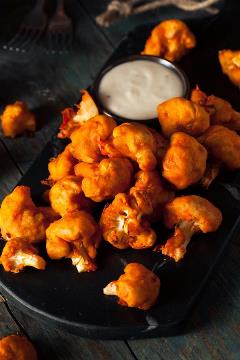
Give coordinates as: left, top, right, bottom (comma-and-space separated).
142, 19, 196, 61
129, 170, 174, 221
155, 195, 222, 262
157, 97, 210, 138
191, 86, 240, 131
218, 49, 240, 87
1, 101, 36, 138
198, 125, 240, 187
70, 114, 116, 163
100, 122, 158, 171
0, 334, 37, 360
100, 193, 156, 250
103, 263, 160, 310
58, 90, 99, 139
46, 210, 101, 272
74, 158, 133, 202
162, 132, 207, 189
0, 238, 46, 273
0, 186, 58, 243
47, 144, 77, 184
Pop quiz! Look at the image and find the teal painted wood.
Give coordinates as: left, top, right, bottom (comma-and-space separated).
7, 304, 135, 360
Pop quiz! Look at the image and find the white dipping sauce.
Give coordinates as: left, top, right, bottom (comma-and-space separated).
98, 60, 184, 120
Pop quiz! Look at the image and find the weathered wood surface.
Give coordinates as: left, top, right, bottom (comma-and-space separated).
1, 0, 240, 359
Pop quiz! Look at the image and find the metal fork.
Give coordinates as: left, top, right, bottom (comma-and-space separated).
3, 0, 47, 53
46, 0, 73, 54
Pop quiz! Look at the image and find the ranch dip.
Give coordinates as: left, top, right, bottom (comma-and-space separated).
98, 59, 184, 120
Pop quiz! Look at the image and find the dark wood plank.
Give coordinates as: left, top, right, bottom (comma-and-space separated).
6, 304, 135, 360
0, 0, 113, 176
0, 298, 22, 337
128, 238, 240, 360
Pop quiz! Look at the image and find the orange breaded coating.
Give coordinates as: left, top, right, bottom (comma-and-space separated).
47, 144, 77, 184
219, 49, 240, 86
100, 122, 158, 171
0, 334, 37, 360
103, 263, 160, 310
49, 176, 93, 216
157, 97, 210, 138
46, 210, 101, 272
74, 158, 133, 202
0, 238, 46, 273
149, 128, 168, 166
0, 186, 58, 243
198, 125, 240, 188
162, 132, 207, 189
58, 90, 99, 139
100, 193, 156, 249
191, 86, 240, 130
1, 101, 36, 138
142, 19, 196, 61
129, 170, 174, 221
155, 195, 222, 262
70, 114, 117, 163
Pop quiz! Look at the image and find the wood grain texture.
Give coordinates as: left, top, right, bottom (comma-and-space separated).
6, 304, 135, 360
128, 238, 240, 360
0, 299, 22, 338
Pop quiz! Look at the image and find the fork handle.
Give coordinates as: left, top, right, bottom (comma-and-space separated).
34, 0, 45, 11
55, 0, 65, 16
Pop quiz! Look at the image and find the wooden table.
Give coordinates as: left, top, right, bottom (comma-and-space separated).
1, 0, 240, 359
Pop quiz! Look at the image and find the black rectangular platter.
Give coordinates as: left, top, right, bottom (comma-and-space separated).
1, 11, 240, 339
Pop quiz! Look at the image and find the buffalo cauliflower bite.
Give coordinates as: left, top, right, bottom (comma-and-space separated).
58, 90, 99, 138
49, 176, 93, 216
198, 125, 240, 187
70, 114, 117, 163
74, 158, 133, 202
0, 186, 58, 243
0, 334, 37, 360
100, 122, 158, 171
47, 144, 77, 184
100, 193, 156, 250
142, 19, 196, 61
46, 210, 101, 272
218, 49, 240, 87
157, 97, 210, 138
191, 86, 240, 130
162, 132, 207, 189
155, 195, 222, 262
0, 238, 46, 273
1, 101, 36, 138
103, 263, 160, 310
129, 170, 174, 221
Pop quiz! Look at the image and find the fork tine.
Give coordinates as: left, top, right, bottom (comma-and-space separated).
63, 32, 73, 52
20, 29, 41, 52
3, 28, 28, 50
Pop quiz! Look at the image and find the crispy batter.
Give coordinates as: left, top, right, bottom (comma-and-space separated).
162, 132, 207, 189
0, 238, 46, 273
100, 193, 156, 249
148, 128, 168, 167
142, 19, 196, 61
156, 195, 222, 262
191, 86, 240, 130
100, 122, 158, 171
129, 170, 174, 221
103, 263, 160, 310
58, 90, 99, 138
0, 186, 58, 243
47, 144, 77, 184
198, 125, 240, 171
1, 101, 36, 138
49, 176, 93, 216
219, 49, 240, 86
46, 210, 101, 272
0, 334, 37, 360
157, 97, 210, 138
74, 158, 133, 202
70, 115, 116, 163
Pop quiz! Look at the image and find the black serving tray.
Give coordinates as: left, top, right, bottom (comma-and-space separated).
1, 14, 240, 339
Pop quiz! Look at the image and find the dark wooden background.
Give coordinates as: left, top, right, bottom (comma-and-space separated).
1, 0, 240, 359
